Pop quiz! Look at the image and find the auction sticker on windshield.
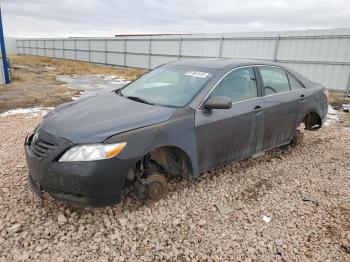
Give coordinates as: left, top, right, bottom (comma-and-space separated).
185, 71, 209, 78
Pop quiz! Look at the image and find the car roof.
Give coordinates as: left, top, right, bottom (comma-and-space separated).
167, 58, 282, 70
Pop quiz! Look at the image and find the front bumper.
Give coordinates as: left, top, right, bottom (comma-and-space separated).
24, 132, 137, 207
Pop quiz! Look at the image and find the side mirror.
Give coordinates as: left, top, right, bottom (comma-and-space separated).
205, 96, 232, 110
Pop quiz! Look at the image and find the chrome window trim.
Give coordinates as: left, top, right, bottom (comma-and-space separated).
196, 64, 305, 112
197, 96, 262, 112
256, 65, 306, 97
287, 73, 306, 91
196, 65, 257, 111
258, 65, 293, 97
258, 88, 303, 98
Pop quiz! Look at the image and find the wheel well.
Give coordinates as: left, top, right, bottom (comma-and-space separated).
147, 146, 193, 179
302, 112, 322, 130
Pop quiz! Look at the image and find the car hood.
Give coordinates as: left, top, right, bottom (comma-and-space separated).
39, 92, 176, 143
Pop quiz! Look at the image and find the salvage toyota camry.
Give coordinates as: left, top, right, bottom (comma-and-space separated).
25, 58, 328, 206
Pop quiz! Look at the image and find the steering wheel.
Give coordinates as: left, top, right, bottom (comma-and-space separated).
265, 85, 278, 94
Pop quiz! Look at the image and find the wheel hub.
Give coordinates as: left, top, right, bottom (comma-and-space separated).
135, 173, 167, 202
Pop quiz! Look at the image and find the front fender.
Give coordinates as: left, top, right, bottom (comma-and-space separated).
104, 107, 200, 177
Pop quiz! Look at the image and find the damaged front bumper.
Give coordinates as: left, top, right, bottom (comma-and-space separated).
24, 131, 137, 207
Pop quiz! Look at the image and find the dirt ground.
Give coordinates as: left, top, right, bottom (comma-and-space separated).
0, 115, 349, 261
0, 55, 146, 113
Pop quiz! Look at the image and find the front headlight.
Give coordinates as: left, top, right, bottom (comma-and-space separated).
59, 142, 127, 162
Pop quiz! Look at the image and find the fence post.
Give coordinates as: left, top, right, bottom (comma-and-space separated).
43, 39, 46, 57
218, 36, 224, 58
35, 40, 38, 56
88, 39, 91, 62
63, 40, 66, 59
148, 38, 152, 69
74, 39, 77, 60
346, 73, 350, 97
178, 38, 183, 60
273, 35, 280, 62
53, 40, 55, 58
105, 40, 108, 65
123, 39, 127, 67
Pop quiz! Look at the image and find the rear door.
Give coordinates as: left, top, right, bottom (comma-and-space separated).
257, 66, 305, 150
195, 66, 265, 172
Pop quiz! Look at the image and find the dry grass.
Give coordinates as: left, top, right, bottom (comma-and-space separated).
0, 55, 147, 113
10, 55, 146, 80
329, 91, 349, 108
328, 91, 350, 128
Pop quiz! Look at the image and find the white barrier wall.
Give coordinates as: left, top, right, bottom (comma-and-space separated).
5, 37, 17, 55
16, 28, 350, 92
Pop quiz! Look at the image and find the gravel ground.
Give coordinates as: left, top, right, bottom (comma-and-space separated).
0, 114, 350, 261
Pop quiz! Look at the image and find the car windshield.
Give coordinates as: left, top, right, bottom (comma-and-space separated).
120, 67, 213, 107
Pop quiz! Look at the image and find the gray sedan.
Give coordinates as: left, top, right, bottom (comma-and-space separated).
24, 58, 328, 206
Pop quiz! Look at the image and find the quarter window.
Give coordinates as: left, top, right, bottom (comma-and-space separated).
288, 74, 304, 90
211, 67, 257, 103
259, 67, 290, 95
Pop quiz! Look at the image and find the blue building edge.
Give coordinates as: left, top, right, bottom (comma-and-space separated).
0, 7, 9, 84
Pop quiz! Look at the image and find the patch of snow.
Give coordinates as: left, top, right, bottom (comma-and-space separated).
262, 216, 271, 223
110, 80, 131, 85
57, 74, 129, 100
44, 66, 56, 70
71, 94, 81, 101
101, 75, 118, 81
324, 105, 340, 127
0, 107, 54, 117
342, 104, 350, 112
328, 105, 338, 115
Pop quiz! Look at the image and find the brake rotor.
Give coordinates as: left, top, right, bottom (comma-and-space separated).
145, 173, 168, 201
134, 172, 168, 202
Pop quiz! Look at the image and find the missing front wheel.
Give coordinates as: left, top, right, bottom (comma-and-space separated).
134, 173, 168, 202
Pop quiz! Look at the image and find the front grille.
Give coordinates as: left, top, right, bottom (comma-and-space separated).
31, 140, 57, 159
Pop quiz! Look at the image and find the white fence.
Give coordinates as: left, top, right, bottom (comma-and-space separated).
5, 37, 17, 55
16, 29, 350, 93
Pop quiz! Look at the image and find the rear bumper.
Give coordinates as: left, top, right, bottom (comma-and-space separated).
25, 144, 137, 207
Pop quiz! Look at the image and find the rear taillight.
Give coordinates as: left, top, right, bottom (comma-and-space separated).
323, 89, 330, 104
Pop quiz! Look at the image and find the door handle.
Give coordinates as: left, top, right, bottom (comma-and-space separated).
253, 105, 263, 113
300, 94, 305, 102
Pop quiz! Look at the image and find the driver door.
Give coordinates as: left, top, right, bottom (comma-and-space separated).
195, 67, 265, 172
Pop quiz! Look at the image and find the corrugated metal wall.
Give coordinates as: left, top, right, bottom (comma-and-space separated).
16, 28, 350, 92
5, 37, 17, 55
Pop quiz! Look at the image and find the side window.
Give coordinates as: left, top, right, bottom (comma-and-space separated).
211, 67, 257, 103
259, 67, 290, 95
288, 74, 304, 90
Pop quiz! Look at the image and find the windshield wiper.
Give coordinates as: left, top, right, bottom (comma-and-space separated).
115, 89, 155, 105
125, 96, 155, 105
115, 89, 123, 96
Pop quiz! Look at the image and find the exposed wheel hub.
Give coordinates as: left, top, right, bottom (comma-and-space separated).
135, 173, 167, 202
